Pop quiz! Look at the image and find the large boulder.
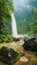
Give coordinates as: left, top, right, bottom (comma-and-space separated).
0, 46, 19, 65
23, 37, 37, 52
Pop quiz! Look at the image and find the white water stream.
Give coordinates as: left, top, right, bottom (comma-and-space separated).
12, 13, 17, 37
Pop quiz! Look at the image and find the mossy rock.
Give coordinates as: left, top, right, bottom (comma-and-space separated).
0, 46, 20, 65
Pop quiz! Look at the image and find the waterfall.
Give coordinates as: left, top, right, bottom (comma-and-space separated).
12, 13, 29, 38
12, 13, 17, 37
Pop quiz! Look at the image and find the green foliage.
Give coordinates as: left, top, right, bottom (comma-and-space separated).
6, 0, 14, 12
0, 0, 14, 43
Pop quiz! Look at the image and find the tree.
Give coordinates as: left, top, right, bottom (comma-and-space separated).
0, 0, 14, 42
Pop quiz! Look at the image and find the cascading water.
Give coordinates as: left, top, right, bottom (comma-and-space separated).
12, 13, 17, 37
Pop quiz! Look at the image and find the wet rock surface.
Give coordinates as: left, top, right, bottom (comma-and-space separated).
13, 38, 20, 42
